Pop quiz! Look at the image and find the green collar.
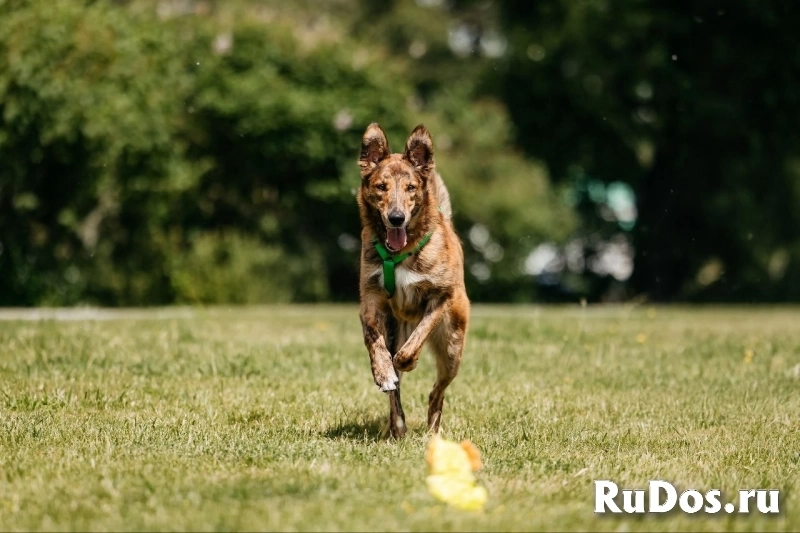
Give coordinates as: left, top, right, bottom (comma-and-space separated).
372, 232, 433, 297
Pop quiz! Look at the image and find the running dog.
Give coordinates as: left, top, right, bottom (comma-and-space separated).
357, 123, 470, 439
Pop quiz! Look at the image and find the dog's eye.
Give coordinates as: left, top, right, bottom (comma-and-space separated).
376, 183, 387, 192
406, 184, 416, 192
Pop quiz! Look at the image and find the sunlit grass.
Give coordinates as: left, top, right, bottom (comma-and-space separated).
1, 305, 799, 531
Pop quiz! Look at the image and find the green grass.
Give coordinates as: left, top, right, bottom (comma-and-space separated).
1, 305, 800, 531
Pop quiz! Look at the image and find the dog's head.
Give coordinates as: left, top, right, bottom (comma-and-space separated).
358, 123, 435, 252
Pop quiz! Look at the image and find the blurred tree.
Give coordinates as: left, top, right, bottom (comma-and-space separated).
0, 0, 414, 304
0, 0, 195, 304
7, 0, 794, 305
176, 14, 414, 302
0, 0, 576, 305
496, 0, 800, 301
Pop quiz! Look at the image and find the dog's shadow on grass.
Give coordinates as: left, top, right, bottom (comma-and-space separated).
322, 416, 388, 442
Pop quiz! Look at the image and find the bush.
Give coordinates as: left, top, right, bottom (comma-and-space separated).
168, 232, 328, 304
0, 0, 582, 305
0, 1, 414, 305
0, 0, 194, 304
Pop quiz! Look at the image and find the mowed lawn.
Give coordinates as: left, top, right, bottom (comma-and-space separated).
1, 305, 799, 532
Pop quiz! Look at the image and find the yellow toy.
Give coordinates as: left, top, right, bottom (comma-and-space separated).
425, 434, 488, 511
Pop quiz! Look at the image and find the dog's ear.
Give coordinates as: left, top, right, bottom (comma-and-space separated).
359, 123, 390, 176
404, 124, 434, 173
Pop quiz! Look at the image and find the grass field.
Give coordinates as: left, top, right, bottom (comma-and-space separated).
1, 304, 799, 531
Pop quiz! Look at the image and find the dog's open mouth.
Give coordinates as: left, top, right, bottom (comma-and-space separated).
386, 227, 407, 252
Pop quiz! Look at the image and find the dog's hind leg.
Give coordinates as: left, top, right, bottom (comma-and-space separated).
388, 375, 406, 439
427, 302, 468, 433
387, 319, 413, 439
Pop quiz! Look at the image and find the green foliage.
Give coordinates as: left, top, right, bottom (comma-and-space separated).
0, 0, 194, 304
0, 0, 574, 305
168, 232, 327, 304
7, 0, 792, 304
179, 16, 413, 302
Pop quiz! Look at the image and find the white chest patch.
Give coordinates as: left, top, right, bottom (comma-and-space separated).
370, 265, 429, 299
393, 265, 427, 307
394, 265, 427, 288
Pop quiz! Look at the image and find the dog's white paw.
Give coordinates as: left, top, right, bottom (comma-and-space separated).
373, 354, 400, 393
377, 369, 399, 392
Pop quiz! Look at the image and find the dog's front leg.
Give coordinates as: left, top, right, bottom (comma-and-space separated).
360, 295, 399, 392
393, 298, 449, 372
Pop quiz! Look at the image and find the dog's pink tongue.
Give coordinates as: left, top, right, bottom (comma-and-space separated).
387, 228, 407, 251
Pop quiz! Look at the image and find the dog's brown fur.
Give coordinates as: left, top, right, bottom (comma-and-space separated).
357, 123, 470, 439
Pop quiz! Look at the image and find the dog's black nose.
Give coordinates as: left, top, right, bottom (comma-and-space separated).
388, 212, 405, 227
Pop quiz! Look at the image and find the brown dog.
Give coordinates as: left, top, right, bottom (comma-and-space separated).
357, 123, 470, 439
